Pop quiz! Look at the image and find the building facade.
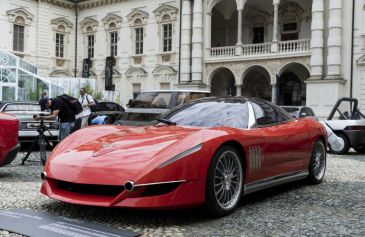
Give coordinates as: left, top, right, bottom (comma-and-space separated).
0, 0, 364, 117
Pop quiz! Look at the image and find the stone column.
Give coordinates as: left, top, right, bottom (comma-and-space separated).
310, 0, 325, 79
271, 0, 280, 52
206, 12, 212, 48
180, 0, 192, 82
326, 0, 342, 79
236, 84, 242, 96
236, 9, 243, 55
271, 83, 277, 104
192, 0, 203, 82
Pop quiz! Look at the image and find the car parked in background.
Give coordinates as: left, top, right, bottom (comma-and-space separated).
0, 112, 20, 167
0, 101, 59, 143
90, 101, 125, 124
325, 97, 365, 154
281, 106, 316, 119
116, 90, 211, 126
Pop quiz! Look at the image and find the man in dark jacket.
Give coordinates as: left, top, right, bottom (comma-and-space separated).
35, 97, 76, 141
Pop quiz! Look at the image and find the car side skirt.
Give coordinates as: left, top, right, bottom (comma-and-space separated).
244, 170, 309, 195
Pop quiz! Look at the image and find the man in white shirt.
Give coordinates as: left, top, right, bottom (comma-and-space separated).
78, 87, 96, 128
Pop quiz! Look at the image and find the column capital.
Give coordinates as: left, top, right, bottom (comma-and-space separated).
273, 0, 280, 5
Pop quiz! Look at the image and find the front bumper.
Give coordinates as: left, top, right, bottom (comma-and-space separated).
0, 142, 21, 167
40, 178, 205, 209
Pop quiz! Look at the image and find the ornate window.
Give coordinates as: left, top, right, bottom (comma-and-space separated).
163, 22, 172, 52
87, 34, 94, 58
7, 8, 34, 53
102, 13, 122, 57
13, 22, 25, 52
135, 26, 143, 55
55, 31, 65, 58
80, 17, 98, 59
279, 2, 304, 41
51, 17, 73, 59
127, 9, 149, 58
110, 30, 118, 57
153, 5, 178, 54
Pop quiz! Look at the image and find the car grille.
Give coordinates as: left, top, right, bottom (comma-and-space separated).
56, 180, 124, 197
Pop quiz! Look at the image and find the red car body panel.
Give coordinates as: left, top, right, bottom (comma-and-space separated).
41, 115, 326, 209
0, 112, 20, 167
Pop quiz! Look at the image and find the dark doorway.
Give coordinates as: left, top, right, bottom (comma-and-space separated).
278, 72, 305, 105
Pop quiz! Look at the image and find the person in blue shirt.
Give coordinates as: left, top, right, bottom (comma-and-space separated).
91, 115, 113, 125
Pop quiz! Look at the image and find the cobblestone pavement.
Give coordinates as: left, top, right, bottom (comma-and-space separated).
0, 150, 364, 237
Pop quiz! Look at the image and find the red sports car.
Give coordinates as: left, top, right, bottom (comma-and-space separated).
0, 112, 20, 167
41, 97, 327, 216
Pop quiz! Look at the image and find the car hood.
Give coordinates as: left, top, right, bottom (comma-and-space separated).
46, 125, 226, 184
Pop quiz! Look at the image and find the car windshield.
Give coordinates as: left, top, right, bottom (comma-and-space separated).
162, 100, 249, 128
131, 92, 172, 109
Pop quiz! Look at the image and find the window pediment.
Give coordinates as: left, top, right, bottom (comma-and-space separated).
126, 67, 148, 77
51, 17, 73, 33
102, 13, 123, 30
127, 9, 149, 25
80, 17, 99, 33
153, 4, 178, 22
7, 7, 34, 25
357, 55, 365, 65
152, 66, 177, 75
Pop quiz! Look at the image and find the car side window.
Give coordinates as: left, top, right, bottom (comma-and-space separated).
251, 101, 276, 126
251, 101, 291, 126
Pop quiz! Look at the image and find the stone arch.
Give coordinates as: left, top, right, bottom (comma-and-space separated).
277, 62, 310, 106
210, 0, 238, 47
49, 70, 73, 78
209, 67, 236, 97
152, 65, 177, 75
125, 67, 148, 77
100, 69, 121, 77
241, 65, 271, 101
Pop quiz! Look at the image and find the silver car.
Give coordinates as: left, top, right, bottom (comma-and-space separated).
0, 101, 59, 143
325, 97, 365, 154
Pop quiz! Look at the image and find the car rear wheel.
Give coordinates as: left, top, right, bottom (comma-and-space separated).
308, 140, 326, 184
204, 146, 243, 217
329, 133, 350, 155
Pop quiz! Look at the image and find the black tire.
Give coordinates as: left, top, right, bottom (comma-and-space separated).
329, 133, 350, 155
354, 147, 365, 154
308, 140, 326, 184
203, 146, 243, 217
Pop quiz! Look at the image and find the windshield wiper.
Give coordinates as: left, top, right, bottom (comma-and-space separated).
157, 118, 176, 125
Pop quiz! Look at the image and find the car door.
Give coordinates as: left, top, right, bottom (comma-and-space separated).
251, 100, 311, 178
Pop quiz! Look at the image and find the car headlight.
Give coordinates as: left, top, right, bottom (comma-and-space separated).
158, 144, 202, 168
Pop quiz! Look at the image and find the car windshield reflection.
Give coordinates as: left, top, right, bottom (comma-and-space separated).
162, 100, 249, 128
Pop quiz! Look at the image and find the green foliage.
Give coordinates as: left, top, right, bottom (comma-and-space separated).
93, 91, 103, 100
82, 80, 94, 96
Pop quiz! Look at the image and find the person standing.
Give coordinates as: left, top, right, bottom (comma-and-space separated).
78, 87, 96, 128
36, 97, 76, 141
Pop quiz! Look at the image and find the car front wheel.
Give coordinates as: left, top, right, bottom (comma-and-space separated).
204, 146, 243, 217
308, 139, 326, 184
